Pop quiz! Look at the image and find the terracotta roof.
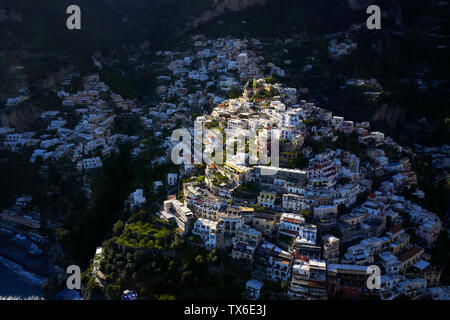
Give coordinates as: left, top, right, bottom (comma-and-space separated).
274, 258, 289, 265
387, 225, 403, 236
279, 228, 298, 236
398, 246, 423, 262
282, 217, 302, 224
235, 241, 248, 248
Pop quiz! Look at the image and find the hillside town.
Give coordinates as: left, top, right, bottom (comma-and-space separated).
1, 35, 449, 300
151, 36, 449, 300
162, 76, 447, 300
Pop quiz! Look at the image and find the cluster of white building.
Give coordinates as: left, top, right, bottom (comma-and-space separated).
0, 74, 142, 171
154, 54, 445, 299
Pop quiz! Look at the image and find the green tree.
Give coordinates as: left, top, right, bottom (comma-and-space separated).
157, 294, 176, 300
229, 86, 242, 99
105, 284, 122, 300
181, 271, 193, 285
195, 255, 204, 264
113, 220, 125, 236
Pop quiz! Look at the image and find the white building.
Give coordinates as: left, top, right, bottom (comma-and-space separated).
298, 224, 317, 244
167, 173, 178, 187
244, 279, 264, 300
82, 157, 102, 170
192, 218, 218, 249
379, 251, 401, 275
279, 213, 305, 237
128, 189, 146, 210
153, 181, 164, 191
282, 193, 311, 212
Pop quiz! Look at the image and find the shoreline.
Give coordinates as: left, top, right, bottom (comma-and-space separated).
0, 235, 55, 279
0, 254, 47, 299
0, 233, 85, 300
0, 253, 84, 300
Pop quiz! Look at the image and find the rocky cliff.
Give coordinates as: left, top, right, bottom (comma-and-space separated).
345, 0, 373, 11
372, 103, 406, 128
184, 0, 267, 31
1, 104, 43, 131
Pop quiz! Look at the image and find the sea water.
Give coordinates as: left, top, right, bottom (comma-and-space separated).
0, 255, 46, 299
